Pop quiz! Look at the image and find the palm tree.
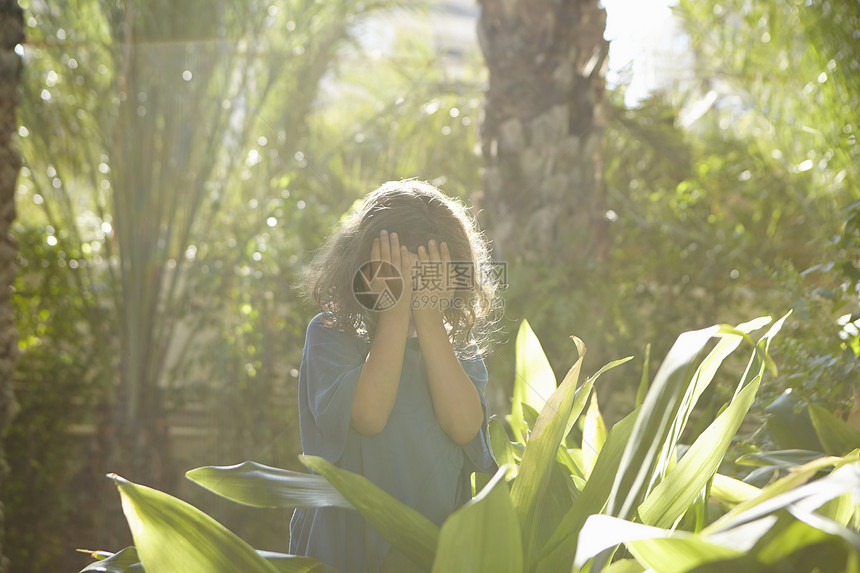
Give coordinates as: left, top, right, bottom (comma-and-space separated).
0, 2, 24, 571
476, 0, 610, 370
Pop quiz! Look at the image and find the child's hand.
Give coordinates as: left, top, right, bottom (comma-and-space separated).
412, 239, 453, 322
361, 230, 412, 320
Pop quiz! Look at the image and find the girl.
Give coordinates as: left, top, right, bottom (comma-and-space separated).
290, 180, 501, 573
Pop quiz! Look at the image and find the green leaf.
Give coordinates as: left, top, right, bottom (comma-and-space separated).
522, 403, 540, 433
511, 336, 588, 568
809, 404, 860, 456
635, 344, 651, 409
638, 374, 763, 528
653, 317, 772, 492
603, 559, 645, 573
815, 493, 855, 527
534, 410, 639, 573
489, 418, 518, 473
751, 513, 856, 569
300, 455, 439, 571
109, 474, 279, 573
256, 551, 340, 573
764, 392, 824, 452
186, 461, 352, 509
705, 457, 860, 535
710, 473, 761, 506
582, 393, 607, 480
628, 536, 744, 573
606, 325, 720, 520
735, 449, 824, 468
510, 319, 557, 442
574, 515, 742, 572
79, 547, 142, 573
431, 467, 522, 573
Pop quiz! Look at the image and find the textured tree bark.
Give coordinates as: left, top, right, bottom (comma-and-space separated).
476, 0, 609, 267
0, 1, 23, 571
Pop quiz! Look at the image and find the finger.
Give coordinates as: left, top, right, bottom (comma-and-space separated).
440, 241, 452, 292
379, 229, 391, 265
390, 231, 401, 272
370, 237, 380, 277
405, 248, 418, 288
427, 239, 441, 263
400, 245, 412, 295
440, 241, 451, 265
418, 244, 428, 263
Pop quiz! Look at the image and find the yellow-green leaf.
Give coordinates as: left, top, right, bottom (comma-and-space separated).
511, 319, 557, 443
582, 393, 607, 480
638, 375, 762, 528
109, 474, 279, 573
809, 404, 860, 456
300, 455, 439, 570
431, 467, 522, 573
186, 461, 352, 509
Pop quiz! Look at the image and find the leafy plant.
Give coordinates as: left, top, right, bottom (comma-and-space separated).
82, 316, 860, 572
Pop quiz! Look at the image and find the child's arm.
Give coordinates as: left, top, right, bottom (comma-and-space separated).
414, 240, 484, 445
350, 231, 411, 435
414, 312, 484, 445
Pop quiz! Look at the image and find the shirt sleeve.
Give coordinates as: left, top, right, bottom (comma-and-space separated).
297, 314, 368, 464
458, 351, 499, 476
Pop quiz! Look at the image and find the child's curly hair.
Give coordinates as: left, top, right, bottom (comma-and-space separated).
300, 179, 503, 357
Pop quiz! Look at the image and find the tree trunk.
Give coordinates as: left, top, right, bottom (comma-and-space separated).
476, 0, 610, 372
478, 0, 609, 265
0, 1, 23, 571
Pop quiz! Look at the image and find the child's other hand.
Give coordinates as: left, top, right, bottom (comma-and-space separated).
412, 239, 453, 322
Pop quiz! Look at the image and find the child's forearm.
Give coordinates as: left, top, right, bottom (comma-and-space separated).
351, 311, 409, 435
414, 312, 483, 445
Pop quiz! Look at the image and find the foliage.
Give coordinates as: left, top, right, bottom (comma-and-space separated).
9, 1, 487, 570
82, 316, 860, 572
575, 0, 860, 428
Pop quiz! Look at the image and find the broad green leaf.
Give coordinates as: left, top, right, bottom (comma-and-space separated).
558, 446, 585, 481
522, 403, 541, 433
574, 514, 741, 571
603, 559, 645, 573
489, 418, 518, 475
705, 457, 860, 534
710, 473, 761, 505
511, 336, 588, 568
534, 410, 638, 573
582, 393, 607, 480
80, 548, 336, 573
764, 391, 824, 452
635, 344, 651, 409
431, 467, 522, 573
510, 319, 557, 442
300, 455, 439, 570
809, 404, 860, 456
186, 461, 352, 509
606, 325, 720, 520
735, 449, 824, 468
639, 375, 762, 528
575, 356, 632, 438
257, 551, 340, 573
816, 493, 855, 526
109, 474, 279, 573
752, 513, 856, 568
653, 317, 771, 492
628, 536, 743, 573
573, 514, 669, 569
79, 547, 142, 573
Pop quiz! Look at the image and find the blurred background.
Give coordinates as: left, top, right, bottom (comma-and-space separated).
1, 0, 858, 570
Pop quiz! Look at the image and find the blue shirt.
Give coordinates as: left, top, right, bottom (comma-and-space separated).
289, 313, 497, 573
